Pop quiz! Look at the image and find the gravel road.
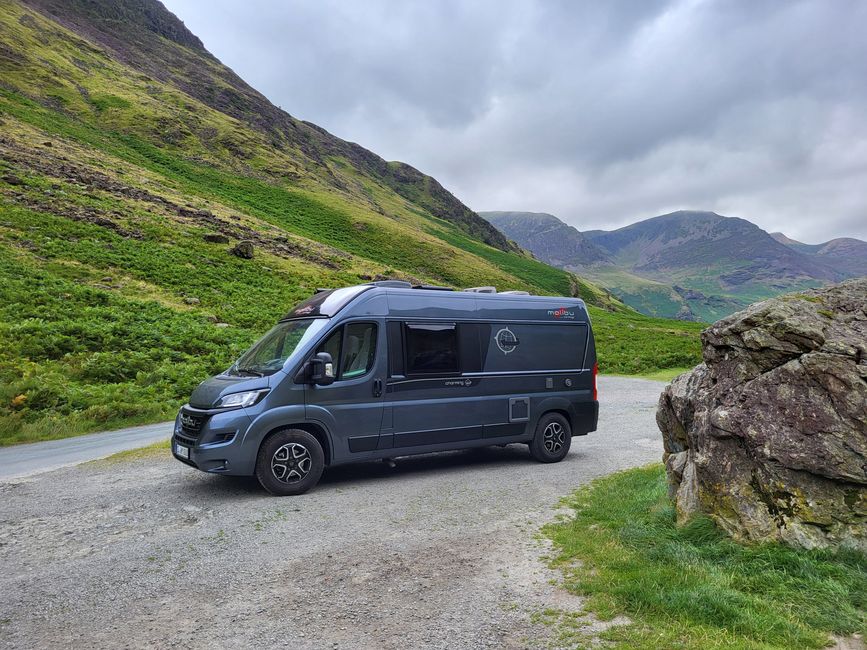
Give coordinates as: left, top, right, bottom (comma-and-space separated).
0, 376, 666, 649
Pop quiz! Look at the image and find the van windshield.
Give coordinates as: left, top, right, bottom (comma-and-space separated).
228, 318, 319, 377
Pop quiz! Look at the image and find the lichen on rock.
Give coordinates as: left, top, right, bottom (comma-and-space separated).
657, 278, 867, 550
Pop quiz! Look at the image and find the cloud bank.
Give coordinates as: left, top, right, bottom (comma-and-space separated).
166, 0, 867, 241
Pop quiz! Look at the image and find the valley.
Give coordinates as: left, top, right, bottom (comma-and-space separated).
484, 210, 865, 321
0, 0, 702, 444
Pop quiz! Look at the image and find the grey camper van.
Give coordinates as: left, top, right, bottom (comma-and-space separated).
172, 281, 599, 495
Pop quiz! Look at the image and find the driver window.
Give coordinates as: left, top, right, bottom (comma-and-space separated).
340, 323, 377, 379
316, 329, 342, 367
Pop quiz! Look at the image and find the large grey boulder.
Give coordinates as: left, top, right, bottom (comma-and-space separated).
657, 278, 867, 550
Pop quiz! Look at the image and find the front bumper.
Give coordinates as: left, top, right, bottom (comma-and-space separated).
172, 405, 255, 475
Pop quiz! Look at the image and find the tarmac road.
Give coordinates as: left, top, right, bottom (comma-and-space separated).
0, 376, 667, 649
0, 421, 173, 481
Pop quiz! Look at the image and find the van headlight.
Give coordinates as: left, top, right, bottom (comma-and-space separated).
215, 389, 269, 409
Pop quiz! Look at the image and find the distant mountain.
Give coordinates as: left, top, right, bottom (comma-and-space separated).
480, 212, 610, 267
771, 232, 867, 278
587, 211, 838, 288
485, 210, 858, 321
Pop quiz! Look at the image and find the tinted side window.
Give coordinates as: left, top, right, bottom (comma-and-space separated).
405, 323, 458, 374
340, 323, 377, 379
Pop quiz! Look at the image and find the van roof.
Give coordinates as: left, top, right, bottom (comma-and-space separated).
281, 281, 588, 322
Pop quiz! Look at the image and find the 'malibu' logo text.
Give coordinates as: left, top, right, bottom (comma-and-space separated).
548, 307, 575, 319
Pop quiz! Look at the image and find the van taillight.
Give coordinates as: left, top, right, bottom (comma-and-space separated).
592, 362, 598, 401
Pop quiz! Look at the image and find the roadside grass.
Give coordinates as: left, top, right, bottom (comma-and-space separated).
86, 439, 171, 465
605, 367, 695, 383
543, 465, 867, 649
639, 367, 692, 382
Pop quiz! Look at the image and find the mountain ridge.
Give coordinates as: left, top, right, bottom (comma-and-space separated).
770, 231, 867, 278
484, 209, 862, 321
481, 211, 611, 268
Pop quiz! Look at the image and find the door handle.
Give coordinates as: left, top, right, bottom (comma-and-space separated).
373, 379, 383, 397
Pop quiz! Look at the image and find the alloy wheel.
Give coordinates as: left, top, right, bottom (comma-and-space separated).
543, 421, 565, 453
271, 443, 312, 483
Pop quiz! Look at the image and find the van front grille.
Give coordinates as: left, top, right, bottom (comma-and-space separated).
177, 409, 208, 445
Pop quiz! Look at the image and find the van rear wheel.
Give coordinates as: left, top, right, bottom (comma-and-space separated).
256, 429, 324, 496
529, 413, 571, 463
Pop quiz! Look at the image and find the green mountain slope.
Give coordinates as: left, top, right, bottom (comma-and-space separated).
0, 0, 702, 443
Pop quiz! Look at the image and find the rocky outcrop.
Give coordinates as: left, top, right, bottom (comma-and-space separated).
657, 278, 867, 550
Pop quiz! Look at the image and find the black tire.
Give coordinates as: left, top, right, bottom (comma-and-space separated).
255, 429, 325, 496
529, 412, 572, 463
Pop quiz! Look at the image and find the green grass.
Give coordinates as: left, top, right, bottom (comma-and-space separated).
543, 466, 867, 649
589, 308, 704, 375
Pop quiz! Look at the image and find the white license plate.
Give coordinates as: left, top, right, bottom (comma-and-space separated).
175, 442, 190, 459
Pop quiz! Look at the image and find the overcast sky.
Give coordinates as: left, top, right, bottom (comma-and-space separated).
166, 0, 867, 242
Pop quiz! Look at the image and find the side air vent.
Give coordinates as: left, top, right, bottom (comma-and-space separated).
463, 286, 497, 293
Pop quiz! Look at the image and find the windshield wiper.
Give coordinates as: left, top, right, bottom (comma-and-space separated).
232, 366, 264, 377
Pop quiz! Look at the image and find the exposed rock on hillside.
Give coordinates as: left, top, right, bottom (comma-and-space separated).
230, 240, 254, 259
657, 279, 867, 550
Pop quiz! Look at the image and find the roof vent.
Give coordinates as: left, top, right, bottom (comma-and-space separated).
463, 286, 497, 294
501, 290, 531, 295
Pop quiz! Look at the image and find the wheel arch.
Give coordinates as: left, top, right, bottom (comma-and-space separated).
534, 396, 577, 432
541, 408, 572, 431
259, 422, 333, 465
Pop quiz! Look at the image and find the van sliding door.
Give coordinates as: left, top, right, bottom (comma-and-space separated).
381, 321, 486, 450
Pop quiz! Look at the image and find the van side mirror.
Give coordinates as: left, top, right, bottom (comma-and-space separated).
309, 352, 336, 385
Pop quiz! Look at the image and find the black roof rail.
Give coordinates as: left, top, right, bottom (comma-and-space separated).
412, 284, 454, 291
370, 280, 413, 289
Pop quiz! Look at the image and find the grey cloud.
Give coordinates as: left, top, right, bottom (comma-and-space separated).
167, 0, 867, 241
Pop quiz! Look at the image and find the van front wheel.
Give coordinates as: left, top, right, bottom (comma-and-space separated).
256, 429, 325, 496
529, 413, 571, 463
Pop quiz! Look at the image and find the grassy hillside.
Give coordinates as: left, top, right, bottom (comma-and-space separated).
584, 267, 746, 322
0, 1, 702, 444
